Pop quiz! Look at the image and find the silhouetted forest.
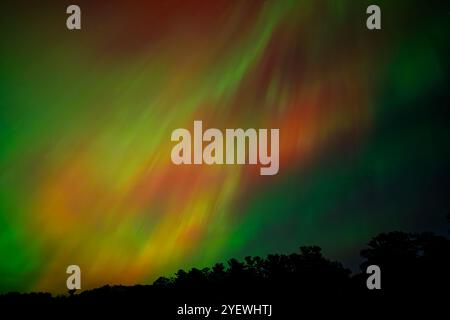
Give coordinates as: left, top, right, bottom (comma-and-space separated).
1, 220, 449, 317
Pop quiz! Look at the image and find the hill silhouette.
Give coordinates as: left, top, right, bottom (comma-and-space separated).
1, 226, 449, 317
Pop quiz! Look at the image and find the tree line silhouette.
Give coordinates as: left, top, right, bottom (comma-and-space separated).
1, 216, 449, 316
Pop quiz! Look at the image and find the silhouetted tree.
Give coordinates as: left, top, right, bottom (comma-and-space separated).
359, 231, 450, 291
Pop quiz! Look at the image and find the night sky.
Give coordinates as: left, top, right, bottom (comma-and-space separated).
0, 0, 449, 293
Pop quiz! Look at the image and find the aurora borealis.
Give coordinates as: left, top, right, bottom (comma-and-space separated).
0, 0, 449, 293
